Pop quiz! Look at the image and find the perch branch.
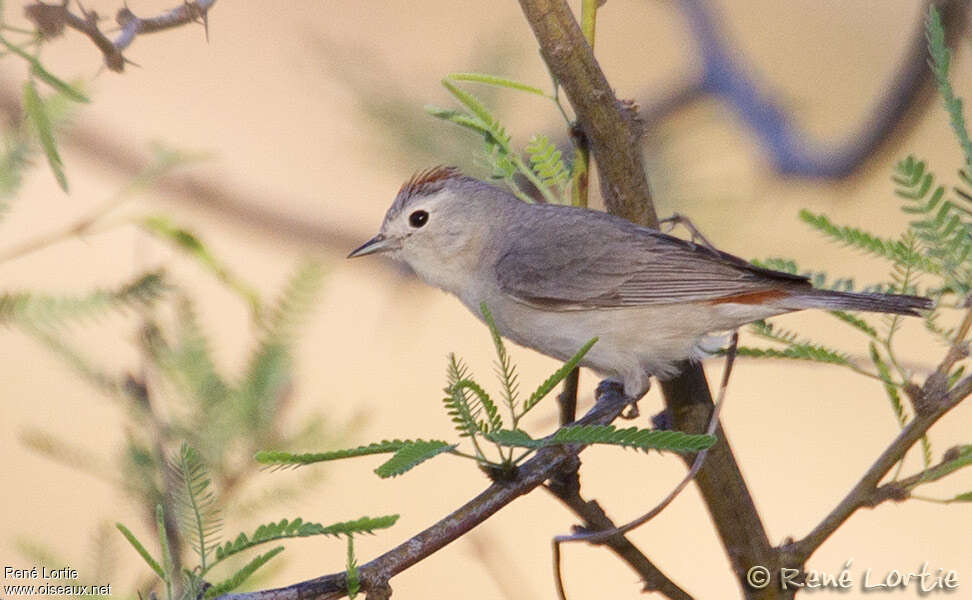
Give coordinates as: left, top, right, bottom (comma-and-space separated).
517, 2, 780, 597
217, 386, 632, 600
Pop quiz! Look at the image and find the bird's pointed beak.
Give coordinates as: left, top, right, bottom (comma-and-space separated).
347, 233, 399, 258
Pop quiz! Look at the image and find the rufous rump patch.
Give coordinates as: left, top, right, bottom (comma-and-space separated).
708, 289, 790, 305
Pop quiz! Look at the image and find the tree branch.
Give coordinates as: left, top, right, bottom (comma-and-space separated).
786, 312, 972, 561
24, 0, 216, 72
218, 386, 631, 600
517, 3, 781, 598
544, 473, 694, 600
516, 0, 657, 227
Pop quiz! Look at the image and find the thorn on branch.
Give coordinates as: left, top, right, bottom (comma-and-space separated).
23, 0, 217, 73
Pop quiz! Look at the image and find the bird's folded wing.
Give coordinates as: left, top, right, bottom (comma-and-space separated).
494, 216, 810, 310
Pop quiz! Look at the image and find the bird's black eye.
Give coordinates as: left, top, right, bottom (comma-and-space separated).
409, 210, 429, 228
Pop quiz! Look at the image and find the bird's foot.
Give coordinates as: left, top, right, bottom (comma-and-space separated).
596, 378, 642, 420
659, 213, 718, 253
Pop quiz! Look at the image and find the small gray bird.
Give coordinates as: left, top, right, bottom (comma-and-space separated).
349, 167, 932, 399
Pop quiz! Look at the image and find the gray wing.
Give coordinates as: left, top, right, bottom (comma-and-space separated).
494, 206, 810, 309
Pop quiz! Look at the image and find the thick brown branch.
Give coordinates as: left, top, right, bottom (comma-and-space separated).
24, 0, 216, 72
516, 3, 780, 598
517, 0, 657, 227
218, 389, 631, 600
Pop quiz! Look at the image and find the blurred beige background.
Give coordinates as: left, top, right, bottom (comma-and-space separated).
1, 1, 970, 598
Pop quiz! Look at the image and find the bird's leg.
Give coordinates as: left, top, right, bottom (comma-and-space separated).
595, 378, 646, 419
658, 212, 718, 252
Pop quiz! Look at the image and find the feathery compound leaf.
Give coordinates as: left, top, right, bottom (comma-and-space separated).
447, 73, 547, 96
450, 379, 503, 435
170, 443, 222, 571
346, 536, 360, 600
441, 78, 509, 142
139, 216, 263, 314
525, 134, 570, 202
115, 523, 164, 580
829, 310, 879, 339
479, 303, 520, 414
374, 440, 455, 478
22, 78, 66, 191
203, 547, 284, 599
443, 354, 484, 437
0, 38, 89, 102
255, 441, 414, 469
733, 345, 852, 366
0, 271, 167, 328
488, 426, 715, 453
521, 337, 597, 418
799, 210, 940, 273
745, 321, 852, 366
892, 156, 972, 296
213, 515, 398, 563
156, 299, 230, 408
927, 6, 972, 166
869, 343, 907, 428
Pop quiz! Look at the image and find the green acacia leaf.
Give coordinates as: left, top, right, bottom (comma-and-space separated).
0, 38, 88, 102
488, 425, 715, 453
521, 337, 597, 417
23, 79, 67, 191
346, 536, 360, 599
255, 440, 414, 469
203, 547, 284, 598
115, 523, 165, 580
447, 72, 547, 97
213, 515, 398, 564
374, 440, 455, 478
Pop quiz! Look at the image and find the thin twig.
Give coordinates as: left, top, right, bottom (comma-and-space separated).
544, 476, 694, 600
560, 332, 738, 548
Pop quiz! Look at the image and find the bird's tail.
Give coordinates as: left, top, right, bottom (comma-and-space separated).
782, 289, 933, 316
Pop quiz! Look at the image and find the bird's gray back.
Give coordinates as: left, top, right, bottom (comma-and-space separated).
493, 203, 811, 309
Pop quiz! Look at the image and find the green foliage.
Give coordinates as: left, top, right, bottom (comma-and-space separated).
255, 440, 422, 468
214, 516, 399, 562
115, 523, 165, 580
170, 443, 222, 571
892, 156, 972, 297
799, 211, 935, 272
521, 336, 598, 417
444, 355, 503, 437
203, 547, 284, 599
140, 216, 263, 315
374, 440, 457, 478
426, 74, 571, 204
526, 134, 570, 197
488, 425, 716, 453
909, 445, 972, 488
926, 6, 972, 166
479, 302, 520, 418
735, 6, 972, 499
736, 320, 852, 367
345, 536, 360, 600
119, 445, 397, 600
0, 271, 167, 328
22, 78, 66, 191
